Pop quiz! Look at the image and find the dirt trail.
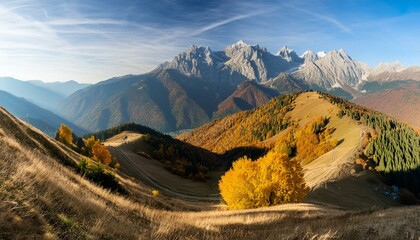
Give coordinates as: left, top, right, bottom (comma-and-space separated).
109, 145, 221, 201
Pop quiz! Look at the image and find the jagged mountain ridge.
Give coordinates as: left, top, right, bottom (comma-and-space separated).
368, 62, 420, 82
162, 41, 301, 84
57, 41, 420, 132
163, 41, 420, 94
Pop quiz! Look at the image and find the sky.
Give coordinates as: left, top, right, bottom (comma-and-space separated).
0, 0, 419, 83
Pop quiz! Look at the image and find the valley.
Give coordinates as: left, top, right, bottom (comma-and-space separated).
104, 132, 221, 200
1, 90, 419, 239
1, 1, 420, 238
0, 43, 419, 239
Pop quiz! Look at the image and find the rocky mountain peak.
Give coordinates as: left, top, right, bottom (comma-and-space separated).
230, 40, 249, 48
292, 48, 368, 90
301, 50, 318, 62
276, 46, 301, 63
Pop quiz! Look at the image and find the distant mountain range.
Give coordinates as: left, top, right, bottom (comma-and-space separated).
0, 77, 90, 110
0, 41, 417, 134
55, 41, 420, 132
28, 80, 91, 97
0, 90, 86, 136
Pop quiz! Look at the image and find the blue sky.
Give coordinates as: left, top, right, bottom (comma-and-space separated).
0, 0, 419, 83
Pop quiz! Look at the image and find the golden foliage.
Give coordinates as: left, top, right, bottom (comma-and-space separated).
57, 124, 73, 146
151, 189, 159, 197
179, 94, 297, 153
114, 163, 121, 170
84, 136, 112, 166
219, 143, 309, 210
294, 117, 337, 165
92, 142, 112, 166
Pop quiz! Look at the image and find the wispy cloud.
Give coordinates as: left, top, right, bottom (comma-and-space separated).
0, 0, 418, 82
192, 10, 270, 36
286, 4, 352, 33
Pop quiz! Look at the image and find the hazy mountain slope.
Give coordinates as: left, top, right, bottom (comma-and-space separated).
0, 90, 85, 136
355, 81, 420, 129
267, 73, 308, 93
28, 80, 91, 97
214, 81, 279, 118
0, 77, 65, 110
58, 69, 233, 132
368, 62, 420, 82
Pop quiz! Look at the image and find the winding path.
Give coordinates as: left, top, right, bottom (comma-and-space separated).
109, 146, 221, 201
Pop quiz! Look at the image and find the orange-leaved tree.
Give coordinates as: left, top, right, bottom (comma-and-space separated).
219, 141, 309, 210
84, 136, 112, 166
92, 141, 112, 166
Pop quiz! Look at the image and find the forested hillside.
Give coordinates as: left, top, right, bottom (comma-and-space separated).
178, 94, 298, 153
88, 123, 222, 180
323, 92, 420, 194
180, 91, 420, 198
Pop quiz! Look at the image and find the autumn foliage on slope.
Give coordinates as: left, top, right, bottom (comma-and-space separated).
219, 117, 337, 209
55, 124, 124, 193
179, 94, 298, 153
219, 142, 309, 210
56, 124, 113, 166
295, 116, 338, 165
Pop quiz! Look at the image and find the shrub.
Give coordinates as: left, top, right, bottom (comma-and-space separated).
77, 158, 126, 194
151, 189, 159, 197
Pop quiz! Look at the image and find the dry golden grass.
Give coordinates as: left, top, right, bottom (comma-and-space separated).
1, 103, 420, 239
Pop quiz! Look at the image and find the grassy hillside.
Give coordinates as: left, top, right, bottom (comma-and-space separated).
323, 92, 420, 194
2, 97, 420, 239
179, 93, 297, 153
180, 91, 420, 203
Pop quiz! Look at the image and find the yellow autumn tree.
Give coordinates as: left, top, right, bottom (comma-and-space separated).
219, 157, 259, 209
57, 124, 73, 146
84, 136, 97, 156
219, 142, 309, 210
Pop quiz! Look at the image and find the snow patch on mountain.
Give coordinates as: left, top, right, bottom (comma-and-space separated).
316, 51, 326, 58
